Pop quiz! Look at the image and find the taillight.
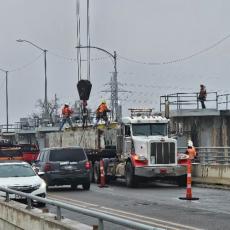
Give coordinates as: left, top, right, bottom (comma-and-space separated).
85, 161, 91, 170
44, 163, 52, 172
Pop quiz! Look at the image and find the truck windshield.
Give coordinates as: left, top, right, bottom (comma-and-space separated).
132, 123, 167, 136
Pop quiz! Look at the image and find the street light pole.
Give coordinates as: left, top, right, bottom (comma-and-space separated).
5, 71, 8, 133
75, 45, 119, 121
0, 69, 9, 132
16, 39, 49, 119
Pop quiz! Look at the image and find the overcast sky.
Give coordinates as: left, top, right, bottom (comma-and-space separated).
0, 0, 230, 124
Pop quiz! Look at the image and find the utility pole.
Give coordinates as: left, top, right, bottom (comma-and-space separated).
0, 69, 9, 132
17, 39, 49, 120
113, 51, 119, 121
6, 71, 8, 133
75, 46, 121, 121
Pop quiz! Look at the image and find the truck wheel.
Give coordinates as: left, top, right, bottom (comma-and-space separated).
177, 175, 187, 187
125, 162, 138, 188
93, 164, 100, 184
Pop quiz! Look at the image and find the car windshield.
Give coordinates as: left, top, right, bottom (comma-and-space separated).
49, 148, 86, 162
0, 164, 36, 177
132, 123, 167, 136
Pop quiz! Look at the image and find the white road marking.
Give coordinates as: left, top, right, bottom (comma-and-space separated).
48, 193, 203, 230
47, 194, 98, 207
90, 207, 202, 230
99, 206, 203, 230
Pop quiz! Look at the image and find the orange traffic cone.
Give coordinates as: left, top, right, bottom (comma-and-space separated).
98, 160, 108, 188
179, 159, 199, 200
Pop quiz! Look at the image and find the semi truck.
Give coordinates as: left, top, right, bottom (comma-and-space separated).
59, 108, 186, 187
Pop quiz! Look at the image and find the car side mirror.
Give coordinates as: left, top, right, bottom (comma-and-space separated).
37, 171, 45, 176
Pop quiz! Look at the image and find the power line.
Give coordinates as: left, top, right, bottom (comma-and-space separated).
49, 50, 110, 62
8, 53, 43, 73
118, 33, 230, 65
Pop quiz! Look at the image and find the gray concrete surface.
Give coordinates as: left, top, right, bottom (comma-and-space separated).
0, 198, 92, 230
47, 181, 230, 230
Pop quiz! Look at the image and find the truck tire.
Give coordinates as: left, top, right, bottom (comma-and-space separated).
125, 162, 138, 188
177, 175, 187, 187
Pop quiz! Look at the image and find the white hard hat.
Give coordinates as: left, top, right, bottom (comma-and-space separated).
188, 140, 193, 147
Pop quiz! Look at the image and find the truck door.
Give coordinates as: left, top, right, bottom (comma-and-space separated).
123, 125, 132, 158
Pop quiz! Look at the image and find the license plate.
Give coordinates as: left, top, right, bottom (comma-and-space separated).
160, 168, 167, 174
63, 165, 73, 170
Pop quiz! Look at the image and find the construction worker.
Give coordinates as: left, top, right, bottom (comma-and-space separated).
198, 84, 207, 109
94, 100, 110, 127
82, 100, 88, 129
185, 140, 197, 160
59, 103, 73, 131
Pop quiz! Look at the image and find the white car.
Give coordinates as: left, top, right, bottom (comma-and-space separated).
0, 161, 47, 206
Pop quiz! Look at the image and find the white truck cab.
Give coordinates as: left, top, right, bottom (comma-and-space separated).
119, 109, 186, 187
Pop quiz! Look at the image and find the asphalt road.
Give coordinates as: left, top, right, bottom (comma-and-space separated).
46, 180, 230, 230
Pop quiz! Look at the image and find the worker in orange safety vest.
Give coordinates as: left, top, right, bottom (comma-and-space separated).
185, 140, 197, 160
59, 103, 73, 131
94, 100, 111, 127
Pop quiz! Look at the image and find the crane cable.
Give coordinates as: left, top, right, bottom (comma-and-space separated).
87, 0, 91, 81
76, 0, 81, 82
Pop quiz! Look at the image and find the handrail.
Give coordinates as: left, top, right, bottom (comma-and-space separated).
160, 92, 230, 111
0, 186, 160, 230
178, 147, 230, 165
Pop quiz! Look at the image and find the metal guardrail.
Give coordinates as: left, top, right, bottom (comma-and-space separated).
160, 92, 230, 111
178, 147, 230, 165
0, 187, 160, 230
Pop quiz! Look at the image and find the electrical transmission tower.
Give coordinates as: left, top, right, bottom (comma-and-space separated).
102, 73, 128, 122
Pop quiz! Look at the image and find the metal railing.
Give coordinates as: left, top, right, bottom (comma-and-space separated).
0, 187, 159, 230
160, 92, 230, 111
178, 147, 230, 165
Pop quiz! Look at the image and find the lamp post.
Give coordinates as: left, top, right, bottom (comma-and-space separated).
76, 45, 118, 121
0, 68, 9, 132
16, 39, 49, 119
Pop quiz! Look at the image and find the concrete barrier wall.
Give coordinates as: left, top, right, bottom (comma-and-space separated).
47, 130, 99, 149
0, 199, 92, 230
192, 164, 230, 186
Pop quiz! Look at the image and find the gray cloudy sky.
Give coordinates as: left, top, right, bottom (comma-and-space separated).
0, 0, 230, 124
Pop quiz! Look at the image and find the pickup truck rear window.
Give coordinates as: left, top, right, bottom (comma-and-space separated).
49, 148, 86, 162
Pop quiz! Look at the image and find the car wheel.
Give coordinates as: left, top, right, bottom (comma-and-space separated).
82, 182, 90, 190
71, 183, 77, 190
125, 162, 138, 188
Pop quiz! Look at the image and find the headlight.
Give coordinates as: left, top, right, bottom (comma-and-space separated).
177, 153, 189, 160
34, 180, 46, 190
33, 184, 41, 190
133, 154, 147, 161
40, 180, 47, 189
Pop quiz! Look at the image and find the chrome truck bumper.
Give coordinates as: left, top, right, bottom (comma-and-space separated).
134, 165, 187, 178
